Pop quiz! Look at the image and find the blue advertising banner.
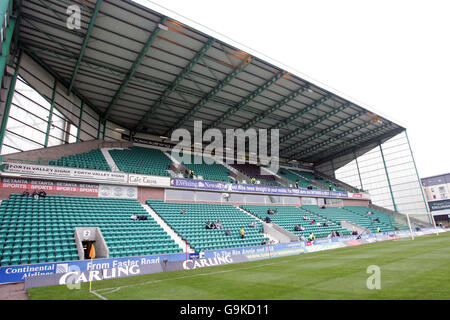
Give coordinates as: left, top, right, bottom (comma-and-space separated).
203, 228, 445, 261
0, 252, 186, 284
204, 241, 309, 261
188, 253, 200, 260
170, 178, 349, 199
1, 228, 444, 284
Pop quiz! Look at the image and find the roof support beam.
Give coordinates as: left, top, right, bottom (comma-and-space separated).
67, 0, 102, 95
21, 44, 131, 131
280, 102, 351, 144
0, 50, 22, 152
293, 121, 373, 158
271, 94, 333, 130
135, 38, 216, 130
103, 16, 167, 120
283, 108, 364, 154
314, 127, 404, 166
300, 123, 392, 161
165, 56, 253, 135
241, 84, 310, 130
206, 70, 287, 130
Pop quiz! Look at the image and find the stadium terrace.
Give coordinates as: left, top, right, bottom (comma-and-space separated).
0, 0, 444, 301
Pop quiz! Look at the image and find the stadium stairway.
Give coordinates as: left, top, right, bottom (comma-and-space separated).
100, 148, 122, 172
147, 200, 268, 252
236, 207, 279, 243
142, 203, 194, 253
213, 158, 251, 184
240, 205, 350, 239
343, 206, 408, 231
302, 205, 393, 233
276, 168, 313, 189
340, 220, 370, 235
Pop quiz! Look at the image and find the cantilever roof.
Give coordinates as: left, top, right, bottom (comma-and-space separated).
16, 0, 405, 164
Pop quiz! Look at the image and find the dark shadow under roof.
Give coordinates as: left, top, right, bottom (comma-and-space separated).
16, 0, 405, 164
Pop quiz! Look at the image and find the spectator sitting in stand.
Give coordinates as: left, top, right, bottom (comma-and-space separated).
310, 219, 316, 225
22, 190, 30, 197
181, 208, 187, 215
249, 220, 257, 228
240, 227, 245, 239
32, 190, 39, 200
300, 234, 307, 242
38, 190, 47, 198
130, 214, 138, 220
225, 229, 232, 236
206, 221, 212, 229
294, 225, 301, 232
316, 222, 321, 227
265, 216, 272, 223
321, 205, 326, 209
216, 220, 223, 230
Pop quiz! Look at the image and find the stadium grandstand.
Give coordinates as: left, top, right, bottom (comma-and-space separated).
0, 0, 441, 299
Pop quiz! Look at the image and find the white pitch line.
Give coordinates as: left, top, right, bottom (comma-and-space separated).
93, 259, 292, 297
90, 290, 108, 300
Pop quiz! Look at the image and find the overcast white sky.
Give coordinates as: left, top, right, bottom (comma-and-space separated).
135, 0, 450, 178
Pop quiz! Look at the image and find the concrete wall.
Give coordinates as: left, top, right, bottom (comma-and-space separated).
263, 223, 299, 242
2, 139, 101, 164
138, 187, 165, 203
1, 139, 133, 164
74, 227, 109, 260
343, 199, 370, 206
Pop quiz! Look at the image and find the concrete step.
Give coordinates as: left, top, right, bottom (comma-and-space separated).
101, 148, 122, 172
141, 203, 194, 253
164, 151, 182, 168
236, 206, 279, 244
237, 206, 263, 223
341, 220, 370, 235
0, 282, 28, 300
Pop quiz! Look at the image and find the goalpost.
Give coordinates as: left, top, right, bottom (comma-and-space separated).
404, 212, 441, 240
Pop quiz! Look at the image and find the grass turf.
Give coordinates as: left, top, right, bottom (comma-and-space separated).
28, 232, 450, 300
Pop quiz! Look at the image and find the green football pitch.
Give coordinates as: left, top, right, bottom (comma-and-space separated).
28, 231, 450, 300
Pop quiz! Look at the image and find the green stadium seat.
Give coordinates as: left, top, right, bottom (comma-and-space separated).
0, 194, 182, 266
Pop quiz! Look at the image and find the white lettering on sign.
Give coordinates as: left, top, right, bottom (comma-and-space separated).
182, 256, 233, 270
58, 265, 141, 285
